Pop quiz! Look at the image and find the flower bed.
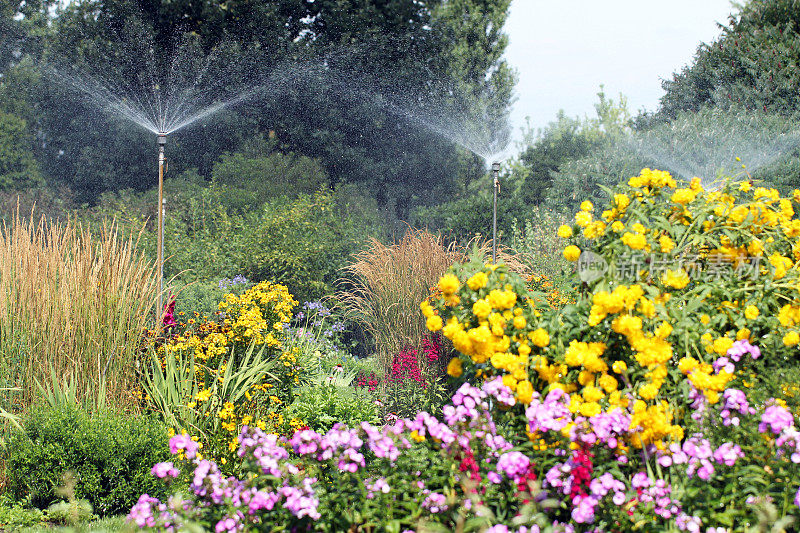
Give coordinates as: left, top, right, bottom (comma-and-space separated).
130, 170, 800, 531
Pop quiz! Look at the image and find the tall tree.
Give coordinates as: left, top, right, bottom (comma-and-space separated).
659, 0, 800, 119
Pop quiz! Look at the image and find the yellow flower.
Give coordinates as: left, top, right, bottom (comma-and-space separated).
614, 194, 630, 210
639, 383, 660, 400
502, 374, 518, 391
516, 380, 534, 404
438, 274, 460, 296
612, 360, 627, 374
426, 315, 443, 332
472, 299, 492, 318
420, 300, 434, 318
558, 224, 573, 238
580, 200, 594, 212
712, 336, 734, 355
447, 357, 463, 377
578, 402, 601, 417
662, 268, 690, 289
784, 331, 800, 347
575, 211, 592, 227
513, 316, 526, 329
671, 188, 697, 205
659, 235, 675, 253
622, 232, 646, 250
467, 271, 488, 291
598, 373, 618, 393
744, 305, 759, 321
564, 245, 581, 262
739, 181, 752, 192
582, 384, 604, 403
530, 328, 550, 348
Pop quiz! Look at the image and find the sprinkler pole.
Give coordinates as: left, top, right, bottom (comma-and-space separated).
157, 134, 166, 325
491, 162, 500, 264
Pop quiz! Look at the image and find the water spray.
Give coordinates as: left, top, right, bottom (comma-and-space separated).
156, 133, 166, 324
491, 162, 500, 264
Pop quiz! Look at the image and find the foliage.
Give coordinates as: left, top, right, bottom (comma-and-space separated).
0, 503, 46, 530
5, 404, 173, 516
507, 206, 570, 280
0, 212, 158, 411
141, 281, 308, 470
209, 137, 329, 213
658, 0, 800, 118
237, 190, 379, 305
0, 111, 43, 190
284, 384, 380, 434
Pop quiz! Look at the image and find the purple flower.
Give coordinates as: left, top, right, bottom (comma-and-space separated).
713, 442, 744, 467
151, 461, 180, 479
759, 402, 795, 434
497, 451, 530, 480
795, 486, 800, 508
169, 434, 200, 459
727, 339, 760, 361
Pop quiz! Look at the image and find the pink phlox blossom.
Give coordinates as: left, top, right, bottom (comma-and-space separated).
483, 377, 517, 407
169, 433, 200, 459
712, 356, 734, 374
214, 512, 243, 533
727, 339, 760, 361
290, 429, 321, 456
152, 461, 180, 479
676, 512, 702, 532
421, 491, 448, 513
279, 478, 320, 520
713, 442, 744, 466
527, 389, 572, 434
496, 451, 530, 481
759, 401, 795, 435
570, 494, 598, 524
337, 447, 365, 472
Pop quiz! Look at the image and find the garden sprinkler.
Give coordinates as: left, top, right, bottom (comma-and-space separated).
156, 133, 166, 324
491, 162, 500, 264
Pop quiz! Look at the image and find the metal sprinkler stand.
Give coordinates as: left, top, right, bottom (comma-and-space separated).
156, 133, 166, 325
491, 162, 500, 264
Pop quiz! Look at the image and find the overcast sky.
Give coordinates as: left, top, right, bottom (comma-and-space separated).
503, 0, 736, 141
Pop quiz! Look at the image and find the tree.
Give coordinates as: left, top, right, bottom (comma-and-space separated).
659, 0, 800, 119
0, 110, 43, 189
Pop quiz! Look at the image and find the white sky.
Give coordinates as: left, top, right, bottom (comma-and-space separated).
503, 0, 736, 140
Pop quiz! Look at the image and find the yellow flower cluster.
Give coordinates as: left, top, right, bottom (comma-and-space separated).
219, 281, 297, 347
432, 168, 800, 454
427, 264, 543, 405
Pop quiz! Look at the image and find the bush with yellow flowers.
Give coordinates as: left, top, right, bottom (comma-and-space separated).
143, 281, 308, 473
428, 169, 800, 450
418, 169, 800, 529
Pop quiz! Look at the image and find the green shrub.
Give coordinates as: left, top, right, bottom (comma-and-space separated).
0, 503, 45, 529
284, 384, 380, 433
237, 190, 378, 304
6, 405, 173, 516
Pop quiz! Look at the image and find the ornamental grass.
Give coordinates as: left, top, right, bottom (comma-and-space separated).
338, 228, 529, 381
0, 211, 158, 412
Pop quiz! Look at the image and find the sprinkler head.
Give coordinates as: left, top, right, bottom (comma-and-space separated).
491, 162, 501, 173
157, 134, 167, 146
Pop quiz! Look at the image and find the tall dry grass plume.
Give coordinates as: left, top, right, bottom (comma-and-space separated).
0, 211, 158, 411
338, 229, 529, 378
